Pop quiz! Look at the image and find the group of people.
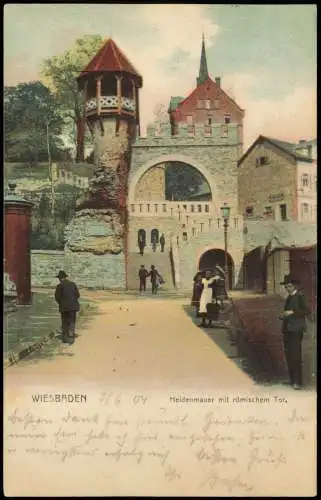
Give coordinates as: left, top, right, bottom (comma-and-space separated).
191, 266, 226, 328
52, 267, 311, 391
138, 233, 166, 255
138, 264, 165, 294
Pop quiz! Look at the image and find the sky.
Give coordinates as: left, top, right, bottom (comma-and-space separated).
4, 4, 317, 148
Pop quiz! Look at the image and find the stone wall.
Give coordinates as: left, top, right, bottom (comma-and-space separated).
129, 126, 241, 216
128, 217, 179, 254
31, 250, 65, 287
64, 249, 126, 289
31, 249, 126, 289
177, 228, 245, 290
134, 163, 166, 201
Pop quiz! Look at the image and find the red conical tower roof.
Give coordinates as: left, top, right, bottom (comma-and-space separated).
78, 38, 142, 87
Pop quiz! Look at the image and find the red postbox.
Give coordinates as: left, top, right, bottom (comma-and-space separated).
4, 183, 33, 304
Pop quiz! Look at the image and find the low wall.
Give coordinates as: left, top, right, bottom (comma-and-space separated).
31, 250, 64, 287
31, 250, 126, 289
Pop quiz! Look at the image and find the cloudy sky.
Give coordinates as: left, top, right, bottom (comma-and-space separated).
4, 4, 316, 148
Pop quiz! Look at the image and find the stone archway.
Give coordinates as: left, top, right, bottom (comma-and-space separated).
198, 248, 234, 289
128, 153, 216, 203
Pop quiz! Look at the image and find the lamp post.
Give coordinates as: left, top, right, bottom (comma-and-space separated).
220, 203, 231, 292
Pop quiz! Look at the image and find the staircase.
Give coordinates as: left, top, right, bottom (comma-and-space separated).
127, 250, 175, 290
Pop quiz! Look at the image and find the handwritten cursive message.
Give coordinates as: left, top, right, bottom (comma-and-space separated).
4, 389, 316, 497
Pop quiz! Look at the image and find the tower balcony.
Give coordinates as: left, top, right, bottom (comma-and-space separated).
85, 96, 136, 117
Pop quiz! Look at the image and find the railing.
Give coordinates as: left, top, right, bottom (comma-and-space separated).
129, 201, 213, 216
85, 96, 136, 113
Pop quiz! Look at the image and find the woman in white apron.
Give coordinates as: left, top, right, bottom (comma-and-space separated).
198, 270, 221, 327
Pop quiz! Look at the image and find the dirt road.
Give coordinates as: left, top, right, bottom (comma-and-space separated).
5, 296, 254, 390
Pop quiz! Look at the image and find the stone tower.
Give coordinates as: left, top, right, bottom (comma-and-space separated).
64, 39, 143, 289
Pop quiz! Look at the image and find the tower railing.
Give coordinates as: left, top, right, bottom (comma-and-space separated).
85, 96, 136, 114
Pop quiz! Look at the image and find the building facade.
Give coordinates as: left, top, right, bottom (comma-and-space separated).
238, 136, 317, 223
28, 36, 315, 295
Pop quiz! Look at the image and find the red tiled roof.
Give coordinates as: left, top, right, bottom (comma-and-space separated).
170, 76, 244, 115
79, 38, 142, 84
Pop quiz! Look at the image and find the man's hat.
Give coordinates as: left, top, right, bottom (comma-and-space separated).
56, 270, 68, 279
280, 274, 300, 285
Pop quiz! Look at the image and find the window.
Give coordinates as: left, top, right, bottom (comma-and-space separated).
147, 204, 150, 212
301, 203, 309, 219
131, 204, 135, 212
198, 204, 202, 213
256, 156, 268, 167
221, 125, 228, 138
205, 204, 209, 213
208, 118, 212, 125
186, 115, 193, 124
224, 114, 231, 124
162, 204, 167, 212
197, 99, 204, 108
214, 98, 220, 109
314, 176, 317, 191
301, 173, 309, 187
183, 232, 188, 241
204, 99, 211, 109
139, 204, 142, 212
280, 204, 287, 221
245, 206, 253, 217
191, 204, 195, 213
154, 204, 158, 212
264, 206, 274, 218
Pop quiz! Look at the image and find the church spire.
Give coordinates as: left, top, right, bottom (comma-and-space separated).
197, 33, 209, 86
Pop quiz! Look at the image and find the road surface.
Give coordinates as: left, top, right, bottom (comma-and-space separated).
4, 296, 254, 390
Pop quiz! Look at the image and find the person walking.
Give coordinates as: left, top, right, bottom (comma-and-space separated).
151, 236, 157, 252
55, 270, 80, 345
149, 265, 162, 295
198, 269, 221, 328
138, 265, 149, 292
138, 234, 145, 256
279, 274, 310, 390
160, 233, 165, 252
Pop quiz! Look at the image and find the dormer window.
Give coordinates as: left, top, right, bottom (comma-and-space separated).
245, 206, 253, 217
256, 156, 268, 167
224, 114, 231, 124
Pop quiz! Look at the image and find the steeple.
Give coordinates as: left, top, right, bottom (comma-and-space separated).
197, 33, 209, 86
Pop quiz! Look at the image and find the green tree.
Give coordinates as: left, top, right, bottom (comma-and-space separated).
40, 35, 104, 162
4, 81, 65, 165
165, 162, 206, 201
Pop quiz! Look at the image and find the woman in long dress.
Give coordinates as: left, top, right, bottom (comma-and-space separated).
198, 270, 220, 327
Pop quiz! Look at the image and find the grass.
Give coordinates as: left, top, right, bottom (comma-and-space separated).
4, 291, 98, 365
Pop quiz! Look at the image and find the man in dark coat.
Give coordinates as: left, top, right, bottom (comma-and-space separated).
138, 265, 149, 292
55, 270, 80, 345
279, 274, 310, 390
149, 265, 162, 295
